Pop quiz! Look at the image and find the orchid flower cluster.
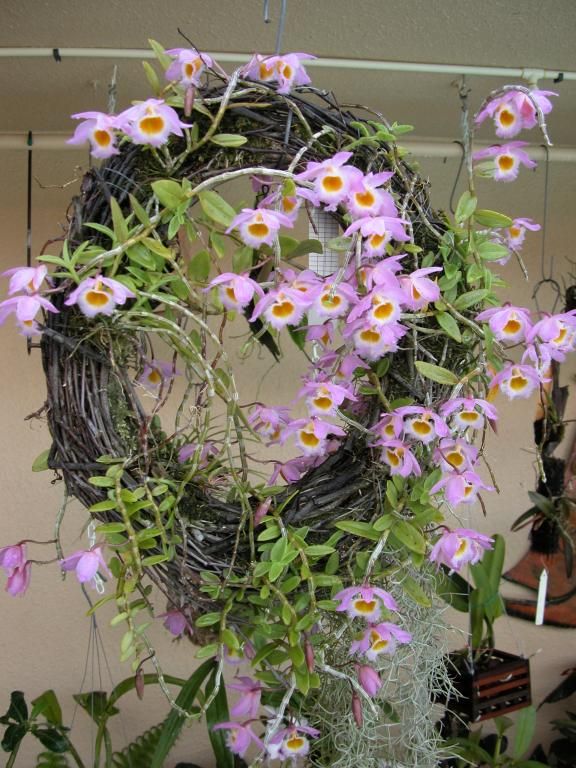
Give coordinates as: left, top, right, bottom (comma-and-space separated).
0, 38, 568, 766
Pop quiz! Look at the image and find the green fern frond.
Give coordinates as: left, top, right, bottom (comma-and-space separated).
112, 721, 167, 768
36, 751, 70, 768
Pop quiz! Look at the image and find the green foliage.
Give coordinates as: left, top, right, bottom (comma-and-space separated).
111, 722, 165, 768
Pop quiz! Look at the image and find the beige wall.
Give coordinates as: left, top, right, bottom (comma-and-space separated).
1, 147, 576, 766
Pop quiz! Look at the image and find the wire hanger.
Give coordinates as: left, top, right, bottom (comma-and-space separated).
533, 144, 562, 314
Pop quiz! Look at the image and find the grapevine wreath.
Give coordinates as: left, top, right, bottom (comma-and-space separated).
1, 42, 564, 767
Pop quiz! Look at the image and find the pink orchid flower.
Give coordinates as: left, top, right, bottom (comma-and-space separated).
282, 417, 345, 456
313, 280, 358, 321
2, 265, 48, 296
178, 441, 219, 467
346, 171, 396, 219
268, 725, 320, 759
212, 721, 264, 757
475, 303, 532, 344
305, 320, 337, 348
473, 141, 536, 182
6, 562, 32, 597
157, 609, 191, 637
165, 48, 214, 86
476, 89, 557, 136
138, 359, 179, 390
0, 543, 27, 573
356, 664, 382, 698
296, 151, 362, 211
429, 528, 494, 573
68, 111, 121, 158
379, 439, 421, 477
395, 405, 450, 444
281, 268, 322, 307
334, 584, 398, 620
265, 52, 316, 94
250, 286, 308, 329
440, 397, 498, 430
207, 272, 264, 310
399, 267, 442, 310
490, 363, 542, 400
117, 98, 188, 147
65, 276, 135, 318
350, 622, 412, 660
298, 379, 357, 417
0, 293, 59, 336
248, 404, 291, 444
433, 438, 478, 473
227, 207, 293, 249
345, 319, 407, 362
506, 217, 540, 250
60, 545, 111, 586
344, 215, 410, 257
430, 469, 495, 506
527, 312, 576, 359
347, 284, 405, 327
227, 676, 263, 719
258, 188, 302, 222
0, 544, 31, 597
371, 411, 405, 442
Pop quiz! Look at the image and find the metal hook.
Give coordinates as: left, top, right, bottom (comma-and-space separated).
263, 0, 288, 55
533, 144, 557, 312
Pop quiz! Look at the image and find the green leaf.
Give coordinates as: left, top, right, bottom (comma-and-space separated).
435, 568, 470, 612
31, 691, 62, 726
474, 209, 513, 228
110, 197, 129, 242
148, 39, 172, 70
150, 662, 215, 768
392, 520, 426, 554
326, 236, 353, 252
127, 243, 157, 270
436, 311, 461, 342
453, 288, 490, 310
3, 691, 28, 724
335, 520, 380, 542
142, 60, 161, 94
141, 554, 169, 567
210, 133, 248, 147
455, 191, 477, 223
232, 246, 253, 273
195, 613, 222, 628
414, 361, 458, 385
401, 575, 432, 606
282, 238, 324, 260
477, 241, 510, 261
198, 190, 236, 227
32, 449, 50, 472
96, 523, 126, 534
1, 723, 27, 752
304, 545, 335, 558
33, 728, 69, 754
188, 250, 211, 282
151, 180, 184, 210
205, 668, 234, 768
72, 692, 111, 724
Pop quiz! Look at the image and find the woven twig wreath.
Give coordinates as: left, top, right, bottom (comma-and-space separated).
39, 74, 462, 617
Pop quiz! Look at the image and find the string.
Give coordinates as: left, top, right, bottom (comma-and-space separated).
533, 143, 561, 313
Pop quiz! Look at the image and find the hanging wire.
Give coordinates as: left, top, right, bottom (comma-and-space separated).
107, 64, 118, 115
533, 144, 562, 313
263, 0, 288, 55
25, 131, 33, 354
448, 141, 465, 215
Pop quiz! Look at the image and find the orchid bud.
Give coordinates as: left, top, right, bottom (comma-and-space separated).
357, 664, 382, 698
351, 692, 363, 728
304, 638, 315, 673
135, 668, 145, 700
184, 85, 195, 117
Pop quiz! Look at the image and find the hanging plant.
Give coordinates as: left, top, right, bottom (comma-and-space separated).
0, 40, 566, 767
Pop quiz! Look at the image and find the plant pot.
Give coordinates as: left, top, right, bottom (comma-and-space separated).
445, 649, 531, 722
